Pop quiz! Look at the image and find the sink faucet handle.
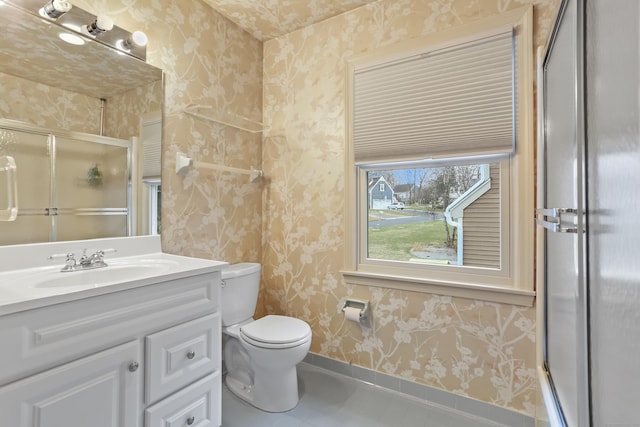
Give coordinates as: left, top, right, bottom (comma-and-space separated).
48, 252, 77, 271
48, 252, 75, 260
47, 252, 75, 259
89, 248, 117, 266
95, 248, 117, 259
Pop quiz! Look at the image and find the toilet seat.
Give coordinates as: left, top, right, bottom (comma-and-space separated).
240, 315, 311, 349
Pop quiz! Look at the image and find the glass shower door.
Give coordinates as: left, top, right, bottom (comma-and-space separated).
586, 0, 640, 424
540, 0, 590, 425
0, 120, 132, 244
54, 134, 130, 241
0, 127, 52, 245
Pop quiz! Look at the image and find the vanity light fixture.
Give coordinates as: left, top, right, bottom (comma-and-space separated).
117, 30, 148, 51
82, 15, 113, 37
39, 0, 72, 19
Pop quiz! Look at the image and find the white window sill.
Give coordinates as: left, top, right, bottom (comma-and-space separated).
341, 270, 535, 306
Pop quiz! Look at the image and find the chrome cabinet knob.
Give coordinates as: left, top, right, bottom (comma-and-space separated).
187, 350, 196, 360
186, 415, 195, 425
128, 361, 139, 372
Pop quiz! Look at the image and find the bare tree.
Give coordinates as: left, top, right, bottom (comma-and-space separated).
413, 169, 431, 205
381, 171, 396, 187
423, 165, 480, 248
455, 165, 481, 191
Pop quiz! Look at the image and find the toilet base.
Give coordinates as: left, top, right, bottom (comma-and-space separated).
222, 317, 311, 413
225, 364, 301, 413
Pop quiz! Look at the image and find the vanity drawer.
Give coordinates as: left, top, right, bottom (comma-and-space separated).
145, 372, 220, 427
0, 273, 219, 386
145, 313, 220, 404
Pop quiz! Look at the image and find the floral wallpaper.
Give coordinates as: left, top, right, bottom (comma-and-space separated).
201, 0, 380, 41
69, 0, 264, 264
104, 80, 163, 140
0, 63, 160, 143
262, 0, 561, 416
0, 73, 102, 134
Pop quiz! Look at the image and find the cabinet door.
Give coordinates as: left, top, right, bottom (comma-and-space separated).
0, 341, 141, 427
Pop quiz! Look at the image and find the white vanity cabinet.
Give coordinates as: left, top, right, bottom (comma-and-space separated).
0, 271, 222, 427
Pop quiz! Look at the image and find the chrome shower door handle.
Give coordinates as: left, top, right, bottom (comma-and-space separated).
536, 207, 582, 233
0, 155, 18, 221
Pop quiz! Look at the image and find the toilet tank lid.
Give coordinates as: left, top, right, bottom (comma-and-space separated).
221, 262, 261, 279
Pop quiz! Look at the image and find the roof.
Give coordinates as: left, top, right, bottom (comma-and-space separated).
394, 183, 414, 193
445, 165, 491, 219
368, 175, 391, 192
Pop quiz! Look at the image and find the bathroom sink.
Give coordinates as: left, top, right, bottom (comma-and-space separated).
33, 262, 174, 288
0, 235, 228, 316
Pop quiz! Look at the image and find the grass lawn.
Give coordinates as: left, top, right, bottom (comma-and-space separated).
368, 220, 448, 261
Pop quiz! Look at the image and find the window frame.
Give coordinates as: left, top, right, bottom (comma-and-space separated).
342, 6, 535, 306
147, 179, 161, 235
140, 178, 161, 235
361, 157, 509, 268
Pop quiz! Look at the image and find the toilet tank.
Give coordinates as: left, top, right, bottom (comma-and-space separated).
220, 263, 261, 326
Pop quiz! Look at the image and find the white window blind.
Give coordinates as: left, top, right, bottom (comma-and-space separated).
142, 118, 162, 178
353, 30, 515, 163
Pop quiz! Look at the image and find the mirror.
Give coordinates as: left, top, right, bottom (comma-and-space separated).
0, 0, 163, 246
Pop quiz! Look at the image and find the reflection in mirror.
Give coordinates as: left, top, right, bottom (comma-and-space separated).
0, 0, 163, 246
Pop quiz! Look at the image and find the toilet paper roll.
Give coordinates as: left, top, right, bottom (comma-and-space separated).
344, 306, 361, 322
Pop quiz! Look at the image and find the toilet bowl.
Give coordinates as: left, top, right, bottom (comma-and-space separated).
221, 263, 312, 412
224, 315, 311, 412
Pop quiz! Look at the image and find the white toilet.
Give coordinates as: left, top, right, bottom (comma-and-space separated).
221, 263, 312, 412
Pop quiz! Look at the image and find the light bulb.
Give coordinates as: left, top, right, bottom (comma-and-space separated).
118, 31, 148, 52
83, 15, 114, 37
39, 0, 72, 19
130, 31, 148, 47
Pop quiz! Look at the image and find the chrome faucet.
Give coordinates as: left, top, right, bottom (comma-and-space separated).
48, 248, 116, 272
78, 249, 107, 269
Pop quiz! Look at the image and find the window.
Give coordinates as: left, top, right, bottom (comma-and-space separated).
366, 161, 503, 268
146, 179, 161, 235
379, 183, 385, 192
136, 112, 161, 236
343, 7, 535, 306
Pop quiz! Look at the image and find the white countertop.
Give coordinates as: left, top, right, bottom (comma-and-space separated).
0, 236, 227, 316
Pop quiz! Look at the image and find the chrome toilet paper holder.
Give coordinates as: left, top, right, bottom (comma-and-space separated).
341, 298, 370, 321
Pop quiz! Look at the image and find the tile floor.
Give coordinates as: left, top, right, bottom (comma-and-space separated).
221, 363, 510, 427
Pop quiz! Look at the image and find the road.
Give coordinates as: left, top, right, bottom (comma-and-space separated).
368, 210, 444, 229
